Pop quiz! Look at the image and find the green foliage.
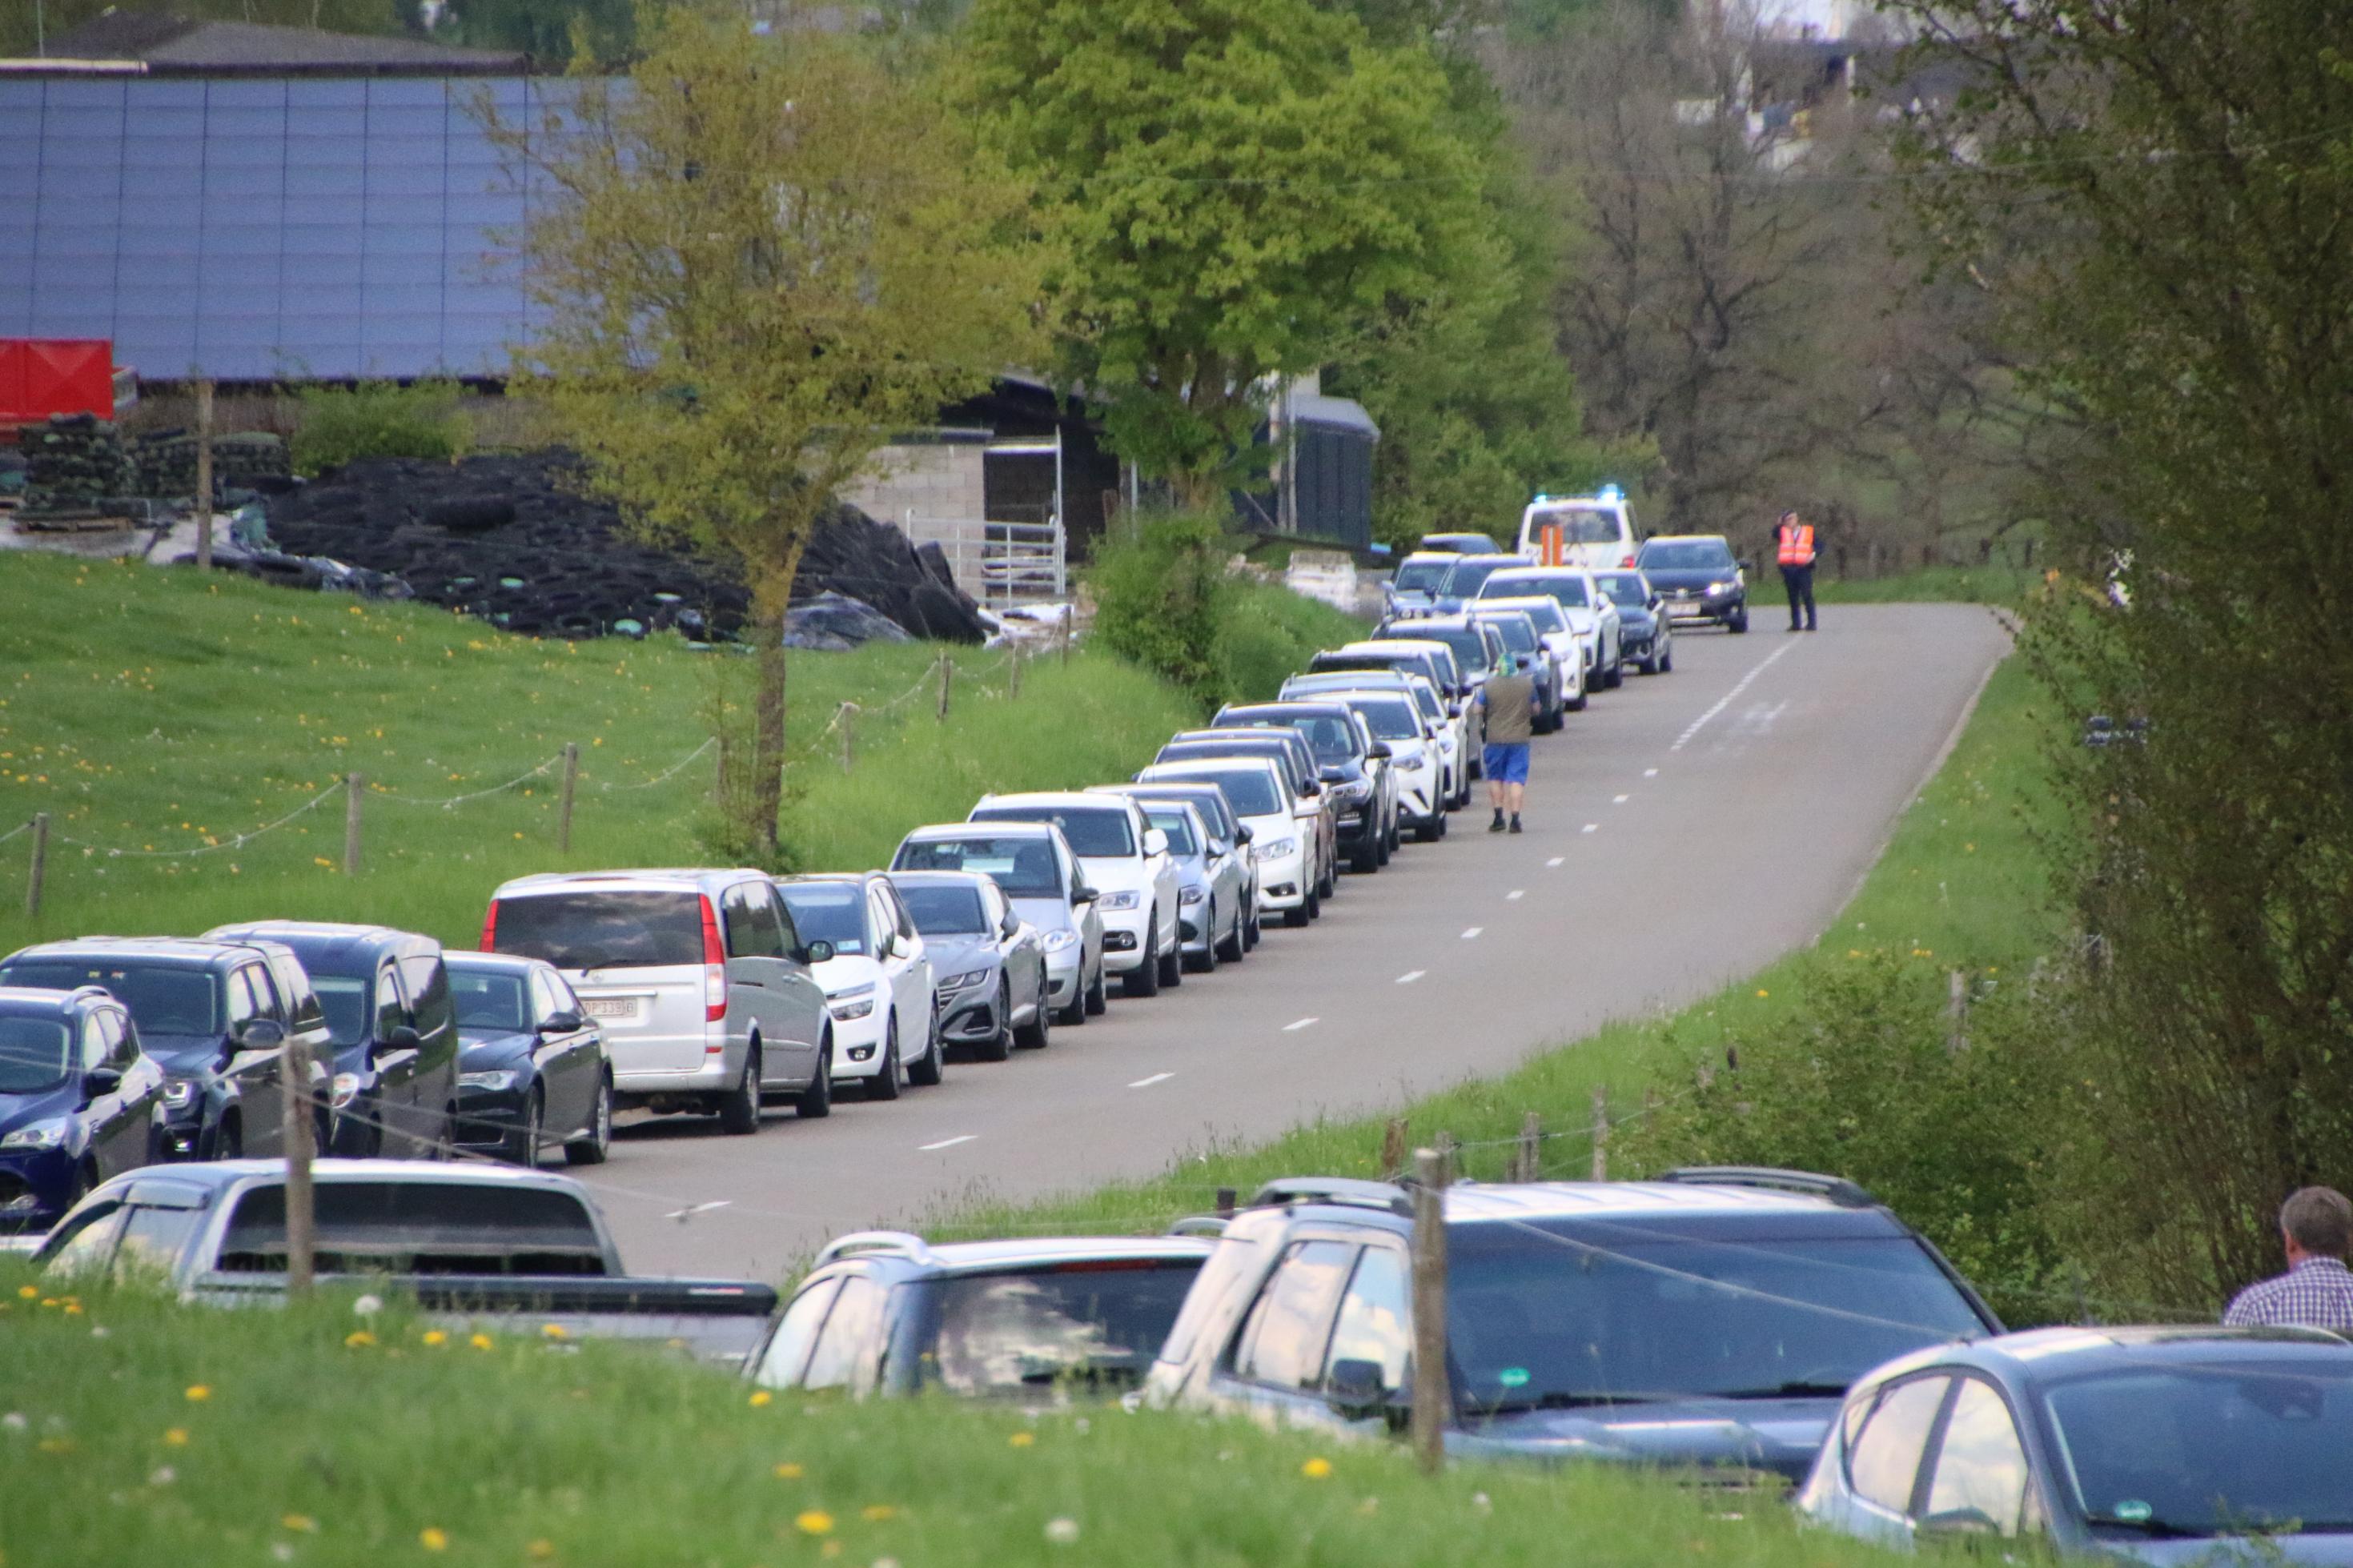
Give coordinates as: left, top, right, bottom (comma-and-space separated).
288, 382, 471, 479
962, 0, 1486, 504
436, 0, 632, 62
0, 0, 409, 57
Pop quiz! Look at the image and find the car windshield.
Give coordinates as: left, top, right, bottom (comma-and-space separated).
1393, 559, 1451, 592
1496, 575, 1589, 609
1528, 507, 1623, 544
0, 1017, 73, 1093
1348, 698, 1420, 740
0, 960, 219, 1036
1478, 616, 1539, 654
1596, 575, 1648, 606
492, 891, 705, 971
1142, 808, 1199, 855
1640, 540, 1734, 571
1447, 1223, 1985, 1410
922, 1261, 1205, 1399
1226, 712, 1356, 764
779, 884, 868, 956
1499, 600, 1568, 633
1441, 559, 1516, 595
1410, 686, 1443, 720
1160, 742, 1293, 789
1156, 768, 1283, 820
1419, 627, 1491, 676
447, 969, 529, 1033
897, 884, 990, 936
971, 806, 1135, 859
2044, 1361, 2353, 1536
894, 836, 1062, 899
1138, 792, 1229, 839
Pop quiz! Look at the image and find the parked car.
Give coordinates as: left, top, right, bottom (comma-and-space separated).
970, 792, 1181, 999
440, 952, 612, 1167
204, 922, 460, 1160
1143, 1168, 1998, 1482
1134, 760, 1312, 928
1474, 567, 1626, 688
1095, 781, 1261, 952
1, 936, 330, 1163
891, 822, 1104, 1025
1798, 1325, 2353, 1563
1431, 554, 1537, 615
1475, 595, 1588, 712
1635, 535, 1749, 632
474, 872, 832, 1133
777, 872, 946, 1097
1466, 608, 1565, 732
1308, 688, 1448, 842
1592, 568, 1673, 674
1419, 531, 1502, 556
1215, 701, 1397, 873
38, 1161, 777, 1364
1385, 551, 1460, 618
1157, 730, 1339, 905
751, 1229, 1214, 1401
1121, 796, 1246, 971
885, 870, 1050, 1061
0, 985, 165, 1232
1289, 664, 1468, 808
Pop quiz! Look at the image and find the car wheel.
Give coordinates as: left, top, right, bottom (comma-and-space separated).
909, 1005, 947, 1084
1159, 919, 1184, 987
1216, 904, 1247, 964
501, 1088, 544, 1166
1013, 986, 1050, 1049
1125, 923, 1162, 997
1054, 972, 1086, 1028
793, 1039, 832, 1118
1729, 609, 1749, 634
1315, 859, 1337, 900
1566, 680, 1588, 712
719, 1043, 764, 1134
564, 1073, 612, 1165
975, 981, 1014, 1061
1084, 963, 1108, 1016
867, 1020, 903, 1101
212, 1116, 243, 1161
1660, 642, 1674, 672
1185, 904, 1219, 974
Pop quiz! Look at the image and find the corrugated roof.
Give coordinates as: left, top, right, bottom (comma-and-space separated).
27, 12, 527, 75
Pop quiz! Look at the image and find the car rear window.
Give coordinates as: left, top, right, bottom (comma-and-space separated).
1528, 507, 1623, 544
893, 836, 1062, 898
1414, 627, 1489, 673
492, 891, 705, 971
1639, 540, 1733, 571
447, 968, 529, 1033
920, 1260, 1205, 1398
1477, 616, 1539, 654
970, 806, 1135, 859
1347, 698, 1419, 740
1153, 768, 1283, 820
1142, 808, 1197, 855
1440, 558, 1515, 595
1492, 574, 1590, 609
1596, 574, 1648, 606
1392, 559, 1451, 592
218, 1182, 608, 1276
1, 960, 220, 1036
779, 884, 868, 956
897, 884, 990, 936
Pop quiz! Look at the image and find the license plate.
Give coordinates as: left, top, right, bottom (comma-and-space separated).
582, 997, 637, 1020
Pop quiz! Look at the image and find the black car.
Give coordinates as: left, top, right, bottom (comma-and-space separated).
0, 937, 331, 1164
1212, 702, 1395, 874
1635, 535, 1749, 632
204, 922, 459, 1159
1591, 569, 1674, 675
0, 985, 165, 1230
442, 952, 612, 1167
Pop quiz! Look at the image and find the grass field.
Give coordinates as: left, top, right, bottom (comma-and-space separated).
0, 552, 1201, 953
926, 646, 2058, 1241
0, 1264, 1905, 1568
1814, 564, 2037, 604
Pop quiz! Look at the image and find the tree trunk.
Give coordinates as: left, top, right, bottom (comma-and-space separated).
748, 576, 791, 861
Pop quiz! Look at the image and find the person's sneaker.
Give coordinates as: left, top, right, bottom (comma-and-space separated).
1508, 815, 1523, 834
1489, 811, 1507, 833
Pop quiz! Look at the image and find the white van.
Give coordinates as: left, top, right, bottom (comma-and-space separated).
1516, 485, 1640, 571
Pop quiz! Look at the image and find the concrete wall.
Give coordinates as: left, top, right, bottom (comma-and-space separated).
838, 438, 987, 533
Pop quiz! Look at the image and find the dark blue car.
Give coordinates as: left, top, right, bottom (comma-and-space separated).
442, 952, 612, 1168
0, 985, 166, 1230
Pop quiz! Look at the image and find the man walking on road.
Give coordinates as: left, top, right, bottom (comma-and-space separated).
2223, 1186, 2353, 1329
1479, 652, 1535, 834
1776, 510, 1818, 632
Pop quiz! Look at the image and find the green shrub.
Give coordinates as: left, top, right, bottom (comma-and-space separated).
1218, 576, 1369, 703
290, 381, 472, 476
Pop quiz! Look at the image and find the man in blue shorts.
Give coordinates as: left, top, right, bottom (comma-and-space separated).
1478, 652, 1536, 834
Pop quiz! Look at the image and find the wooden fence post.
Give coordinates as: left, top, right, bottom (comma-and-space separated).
556, 743, 580, 854
24, 812, 50, 920
342, 772, 363, 876
1435, 1129, 1457, 1185
713, 735, 729, 807
840, 704, 857, 774
281, 1026, 315, 1295
1060, 604, 1072, 668
193, 379, 215, 571
1946, 969, 1970, 1055
1008, 644, 1022, 701
1215, 1186, 1236, 1218
1515, 1111, 1541, 1182
1410, 1148, 1452, 1478
938, 655, 954, 721
1589, 1086, 1608, 1181
1379, 1116, 1408, 1176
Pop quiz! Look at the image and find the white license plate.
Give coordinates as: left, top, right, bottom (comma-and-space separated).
582, 997, 638, 1020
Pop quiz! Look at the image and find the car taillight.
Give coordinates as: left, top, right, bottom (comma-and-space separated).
479, 900, 500, 952
701, 896, 728, 1023
1620, 554, 1636, 567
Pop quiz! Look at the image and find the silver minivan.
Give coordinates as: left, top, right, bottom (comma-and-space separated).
482, 869, 833, 1133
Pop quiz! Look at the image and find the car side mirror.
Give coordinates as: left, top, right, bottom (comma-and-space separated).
1142, 828, 1169, 857
1235, 824, 1254, 845
236, 1019, 287, 1050
1071, 884, 1098, 905
383, 1025, 422, 1053
1737, 558, 1755, 573
801, 940, 836, 965
1000, 912, 1021, 940
1368, 740, 1392, 760
1302, 780, 1323, 799
1326, 1357, 1389, 1418
82, 1065, 124, 1101
538, 1009, 584, 1034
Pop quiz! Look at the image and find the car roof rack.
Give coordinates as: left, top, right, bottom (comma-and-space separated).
813, 1230, 941, 1268
1247, 1177, 1415, 1217
1657, 1166, 1879, 1210
1167, 1215, 1230, 1238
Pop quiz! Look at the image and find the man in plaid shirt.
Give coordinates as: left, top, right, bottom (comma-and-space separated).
2223, 1186, 2353, 1330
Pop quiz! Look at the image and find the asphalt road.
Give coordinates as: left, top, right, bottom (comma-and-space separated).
580, 604, 2011, 1281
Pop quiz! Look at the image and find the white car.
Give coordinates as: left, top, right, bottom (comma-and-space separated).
1331, 640, 1476, 798
1476, 567, 1624, 690
1478, 594, 1588, 712
1515, 483, 1640, 571
1320, 688, 1448, 842
774, 872, 942, 1101
970, 792, 1183, 997
1134, 759, 1310, 926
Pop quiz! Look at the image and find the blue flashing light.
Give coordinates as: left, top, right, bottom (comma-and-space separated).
1597, 483, 1624, 503
1533, 493, 1549, 503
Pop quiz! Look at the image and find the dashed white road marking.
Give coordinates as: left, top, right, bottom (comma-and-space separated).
1644, 768, 1659, 778
1546, 856, 1564, 868
1582, 824, 1599, 834
1506, 889, 1524, 901
1128, 1073, 1174, 1089
1461, 926, 1484, 940
1395, 970, 1425, 985
1672, 640, 1801, 752
1283, 1017, 1319, 1033
1613, 793, 1630, 804
918, 1135, 977, 1152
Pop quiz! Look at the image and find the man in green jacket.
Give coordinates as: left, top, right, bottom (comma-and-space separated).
1478, 652, 1536, 834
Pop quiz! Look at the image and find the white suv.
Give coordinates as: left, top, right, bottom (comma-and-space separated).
1134, 759, 1310, 927
482, 869, 833, 1133
970, 793, 1182, 997
1476, 567, 1625, 690
775, 872, 941, 1101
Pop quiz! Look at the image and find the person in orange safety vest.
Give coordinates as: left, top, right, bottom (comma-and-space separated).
1775, 511, 1818, 632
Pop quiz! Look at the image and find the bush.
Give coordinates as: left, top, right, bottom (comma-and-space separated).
290, 381, 472, 477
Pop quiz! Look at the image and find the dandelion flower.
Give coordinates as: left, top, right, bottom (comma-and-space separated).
773, 1462, 805, 1479
526, 1542, 556, 1560
794, 1511, 834, 1536
470, 1333, 494, 1351
1007, 1431, 1036, 1449
1043, 1518, 1080, 1545
282, 1514, 317, 1533
15, 1285, 34, 1299
1754, 989, 1769, 998
749, 1390, 773, 1408
420, 1527, 449, 1551
185, 1386, 212, 1402
1300, 1458, 1333, 1480
421, 1330, 448, 1348
540, 1324, 568, 1340
344, 1331, 376, 1349
163, 1428, 188, 1446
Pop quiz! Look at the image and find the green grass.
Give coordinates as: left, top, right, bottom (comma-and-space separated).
0, 1266, 1906, 1568
924, 649, 2058, 1241
0, 553, 1197, 952
1219, 577, 1373, 703
1815, 564, 2037, 604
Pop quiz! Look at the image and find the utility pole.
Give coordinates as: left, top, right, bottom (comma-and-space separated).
1409, 1147, 1451, 1478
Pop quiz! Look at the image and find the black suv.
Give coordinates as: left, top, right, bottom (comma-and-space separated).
0, 937, 331, 1163
204, 923, 458, 1159
1142, 1169, 1999, 1482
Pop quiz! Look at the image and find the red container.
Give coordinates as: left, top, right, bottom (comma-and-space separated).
0, 339, 116, 431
